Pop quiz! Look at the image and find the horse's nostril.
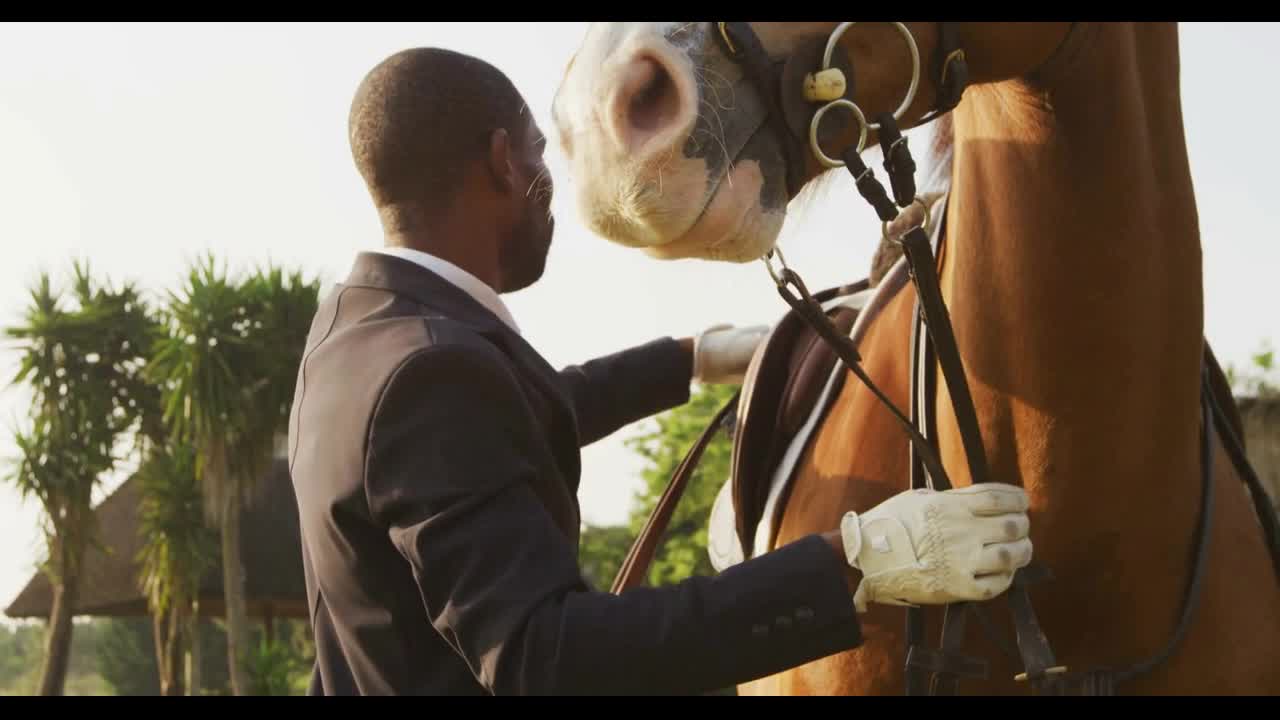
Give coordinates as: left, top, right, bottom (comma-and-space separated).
628, 57, 675, 132
614, 53, 683, 152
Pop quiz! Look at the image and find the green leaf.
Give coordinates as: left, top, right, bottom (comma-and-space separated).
580, 383, 740, 589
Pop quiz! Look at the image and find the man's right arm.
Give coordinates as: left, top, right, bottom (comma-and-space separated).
364, 344, 864, 696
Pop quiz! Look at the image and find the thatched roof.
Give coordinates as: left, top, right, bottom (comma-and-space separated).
4, 457, 308, 620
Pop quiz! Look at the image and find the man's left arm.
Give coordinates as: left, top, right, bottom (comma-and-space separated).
559, 337, 693, 447
559, 325, 769, 446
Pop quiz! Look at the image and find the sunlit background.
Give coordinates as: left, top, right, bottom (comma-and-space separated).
1, 21, 1276, 617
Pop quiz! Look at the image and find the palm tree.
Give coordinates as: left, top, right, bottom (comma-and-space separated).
136, 441, 216, 696
4, 262, 158, 695
147, 255, 319, 696
228, 263, 321, 522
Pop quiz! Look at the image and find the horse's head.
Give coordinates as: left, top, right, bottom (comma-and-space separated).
551, 22, 954, 263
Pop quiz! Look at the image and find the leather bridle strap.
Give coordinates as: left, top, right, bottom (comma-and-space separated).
896, 225, 992, 486
903, 200, 990, 695
1202, 347, 1280, 581
713, 22, 968, 196
610, 392, 739, 594
918, 23, 968, 127
714, 22, 807, 198
609, 279, 874, 596
1023, 362, 1219, 695
771, 267, 955, 489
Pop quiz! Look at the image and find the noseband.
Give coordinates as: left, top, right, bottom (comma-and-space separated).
712, 22, 966, 200
701, 21, 1270, 697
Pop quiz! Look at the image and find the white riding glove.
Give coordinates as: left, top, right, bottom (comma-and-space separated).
840, 484, 1033, 614
692, 324, 770, 385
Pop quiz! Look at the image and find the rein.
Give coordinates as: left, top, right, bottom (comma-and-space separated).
612, 21, 1280, 696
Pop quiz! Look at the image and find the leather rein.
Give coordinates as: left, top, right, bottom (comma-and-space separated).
612, 21, 1280, 696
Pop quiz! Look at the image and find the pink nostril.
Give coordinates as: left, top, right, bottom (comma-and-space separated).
613, 53, 683, 152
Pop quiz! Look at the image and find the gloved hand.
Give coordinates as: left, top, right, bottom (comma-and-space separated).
692, 323, 770, 385
839, 484, 1033, 613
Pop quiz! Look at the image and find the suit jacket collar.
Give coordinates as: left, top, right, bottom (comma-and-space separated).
345, 251, 506, 336
343, 252, 583, 493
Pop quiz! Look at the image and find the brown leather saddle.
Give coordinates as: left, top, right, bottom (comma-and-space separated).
728, 280, 869, 561
611, 278, 873, 593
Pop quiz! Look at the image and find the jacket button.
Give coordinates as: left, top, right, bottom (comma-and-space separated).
775, 615, 793, 631
796, 606, 815, 623
752, 623, 769, 638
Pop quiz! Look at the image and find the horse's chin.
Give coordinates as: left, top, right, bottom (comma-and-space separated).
637, 159, 786, 264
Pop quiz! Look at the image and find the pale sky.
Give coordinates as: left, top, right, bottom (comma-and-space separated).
1, 22, 1276, 617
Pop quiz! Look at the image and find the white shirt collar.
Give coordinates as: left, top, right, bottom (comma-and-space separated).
368, 246, 521, 335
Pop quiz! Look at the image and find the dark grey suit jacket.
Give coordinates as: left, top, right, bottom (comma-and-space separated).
286, 251, 864, 695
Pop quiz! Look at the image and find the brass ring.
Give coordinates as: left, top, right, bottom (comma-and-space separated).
820, 22, 921, 131
880, 196, 933, 245
808, 99, 869, 169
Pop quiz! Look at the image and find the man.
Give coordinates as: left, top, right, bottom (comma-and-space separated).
287, 47, 1034, 696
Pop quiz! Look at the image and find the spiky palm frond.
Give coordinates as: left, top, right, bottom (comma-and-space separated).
4, 261, 159, 578
146, 255, 321, 519
146, 254, 262, 520
136, 442, 216, 617
231, 263, 320, 484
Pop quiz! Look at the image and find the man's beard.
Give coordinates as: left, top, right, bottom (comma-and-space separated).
500, 215, 552, 293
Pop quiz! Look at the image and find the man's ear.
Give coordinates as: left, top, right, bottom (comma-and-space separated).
486, 128, 515, 193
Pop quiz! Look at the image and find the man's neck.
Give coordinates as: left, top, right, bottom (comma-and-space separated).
382, 230, 500, 292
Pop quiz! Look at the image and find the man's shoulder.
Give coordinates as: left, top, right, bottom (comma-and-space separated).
290, 285, 526, 470
300, 284, 521, 417
314, 282, 508, 364
385, 317, 517, 387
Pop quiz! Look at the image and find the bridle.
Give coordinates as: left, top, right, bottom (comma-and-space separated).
701, 21, 1275, 697
711, 22, 965, 201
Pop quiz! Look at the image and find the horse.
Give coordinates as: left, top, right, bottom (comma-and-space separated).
551, 22, 1280, 695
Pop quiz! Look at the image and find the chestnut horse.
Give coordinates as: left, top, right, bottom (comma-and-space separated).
552, 22, 1280, 694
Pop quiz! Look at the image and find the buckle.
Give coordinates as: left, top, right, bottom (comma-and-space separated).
1014, 665, 1069, 683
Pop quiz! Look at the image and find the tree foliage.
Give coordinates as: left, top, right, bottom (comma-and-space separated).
145, 255, 320, 695
577, 525, 634, 591
578, 383, 738, 591
6, 262, 159, 573
135, 440, 217, 694
623, 382, 738, 586
4, 261, 161, 695
1228, 339, 1278, 398
95, 618, 161, 696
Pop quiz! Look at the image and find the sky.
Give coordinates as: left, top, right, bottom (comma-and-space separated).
1, 22, 1277, 617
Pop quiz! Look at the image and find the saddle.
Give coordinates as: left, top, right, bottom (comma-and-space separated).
728, 280, 868, 560
611, 278, 873, 592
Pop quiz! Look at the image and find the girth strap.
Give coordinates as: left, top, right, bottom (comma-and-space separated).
1202, 348, 1280, 582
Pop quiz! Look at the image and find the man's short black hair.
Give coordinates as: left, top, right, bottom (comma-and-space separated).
349, 47, 528, 216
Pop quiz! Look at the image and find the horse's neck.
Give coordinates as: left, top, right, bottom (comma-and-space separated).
938, 23, 1203, 516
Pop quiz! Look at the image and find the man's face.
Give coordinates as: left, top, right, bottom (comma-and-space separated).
498, 112, 555, 293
